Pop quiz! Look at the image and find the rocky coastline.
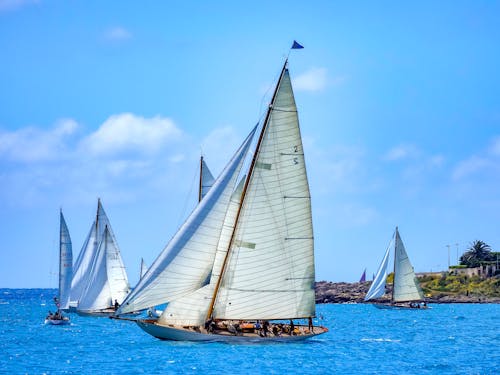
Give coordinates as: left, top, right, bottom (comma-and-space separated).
315, 281, 500, 304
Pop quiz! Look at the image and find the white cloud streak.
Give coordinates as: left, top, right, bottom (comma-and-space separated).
104, 26, 132, 42
0, 0, 38, 12
0, 119, 78, 162
293, 67, 328, 92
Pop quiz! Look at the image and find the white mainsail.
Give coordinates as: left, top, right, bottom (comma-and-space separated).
58, 210, 73, 310
392, 228, 424, 302
364, 238, 392, 301
212, 67, 316, 320
117, 127, 257, 315
200, 156, 215, 201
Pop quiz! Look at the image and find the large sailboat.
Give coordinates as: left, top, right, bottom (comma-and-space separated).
45, 210, 72, 325
115, 57, 328, 341
364, 227, 427, 309
70, 199, 131, 316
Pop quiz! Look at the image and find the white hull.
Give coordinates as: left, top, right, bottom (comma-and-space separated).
136, 320, 328, 342
45, 317, 70, 325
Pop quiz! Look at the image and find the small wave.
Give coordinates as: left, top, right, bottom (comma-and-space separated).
361, 338, 401, 343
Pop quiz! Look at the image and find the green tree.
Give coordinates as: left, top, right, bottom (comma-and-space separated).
459, 240, 494, 267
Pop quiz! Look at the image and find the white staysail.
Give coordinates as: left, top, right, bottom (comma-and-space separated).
117, 127, 257, 315
200, 157, 215, 201
392, 228, 424, 302
77, 226, 130, 311
212, 68, 316, 320
158, 177, 246, 326
364, 238, 392, 301
58, 211, 73, 310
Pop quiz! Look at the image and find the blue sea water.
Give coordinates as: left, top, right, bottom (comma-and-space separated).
0, 289, 498, 374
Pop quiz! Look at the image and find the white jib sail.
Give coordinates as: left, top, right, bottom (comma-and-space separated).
69, 221, 97, 307
77, 228, 111, 311
364, 237, 392, 301
213, 69, 316, 320
392, 228, 424, 302
117, 126, 257, 315
104, 225, 130, 305
59, 211, 73, 310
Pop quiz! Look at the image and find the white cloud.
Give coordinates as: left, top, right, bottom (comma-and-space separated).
452, 156, 490, 180
293, 67, 328, 92
80, 113, 181, 156
0, 0, 38, 12
452, 135, 500, 180
104, 26, 132, 42
383, 144, 420, 161
0, 119, 78, 162
489, 136, 500, 156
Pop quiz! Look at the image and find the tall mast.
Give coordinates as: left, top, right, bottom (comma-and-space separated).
391, 226, 398, 304
206, 59, 289, 320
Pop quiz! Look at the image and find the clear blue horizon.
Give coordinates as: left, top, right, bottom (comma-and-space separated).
1, 1, 499, 287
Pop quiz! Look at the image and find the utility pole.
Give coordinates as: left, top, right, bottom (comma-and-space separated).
446, 244, 450, 270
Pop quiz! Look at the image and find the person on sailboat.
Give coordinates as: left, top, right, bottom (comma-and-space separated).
308, 317, 314, 333
114, 299, 120, 310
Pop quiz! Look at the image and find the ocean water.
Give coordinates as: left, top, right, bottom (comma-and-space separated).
0, 289, 498, 374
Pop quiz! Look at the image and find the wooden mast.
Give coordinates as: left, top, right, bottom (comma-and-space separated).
206, 59, 289, 320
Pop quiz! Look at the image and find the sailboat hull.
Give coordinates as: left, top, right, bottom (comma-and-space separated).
44, 317, 70, 325
371, 303, 430, 310
136, 320, 328, 342
76, 308, 118, 317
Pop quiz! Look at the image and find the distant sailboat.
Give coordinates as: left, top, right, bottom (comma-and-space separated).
359, 269, 366, 283
45, 210, 72, 325
364, 227, 427, 309
199, 156, 215, 202
116, 56, 328, 341
70, 199, 131, 316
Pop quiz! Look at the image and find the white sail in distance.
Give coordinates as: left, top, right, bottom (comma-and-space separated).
77, 226, 130, 311
70, 199, 129, 310
392, 228, 424, 302
58, 210, 73, 310
212, 67, 316, 320
117, 126, 257, 315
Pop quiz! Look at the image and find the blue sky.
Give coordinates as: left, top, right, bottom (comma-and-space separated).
1, 1, 499, 287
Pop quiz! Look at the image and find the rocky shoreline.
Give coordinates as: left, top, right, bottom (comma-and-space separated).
315, 281, 500, 304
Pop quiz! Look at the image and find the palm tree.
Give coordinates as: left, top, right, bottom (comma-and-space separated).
460, 240, 494, 267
